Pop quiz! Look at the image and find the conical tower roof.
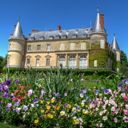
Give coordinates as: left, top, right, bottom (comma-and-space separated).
111, 34, 120, 50
93, 10, 105, 33
10, 20, 24, 40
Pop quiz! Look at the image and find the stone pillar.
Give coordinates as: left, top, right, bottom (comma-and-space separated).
76, 54, 79, 68
65, 54, 68, 68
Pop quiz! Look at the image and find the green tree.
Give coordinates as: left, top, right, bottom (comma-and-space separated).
120, 51, 128, 77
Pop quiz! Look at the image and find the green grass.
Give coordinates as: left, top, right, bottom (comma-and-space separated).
0, 122, 18, 128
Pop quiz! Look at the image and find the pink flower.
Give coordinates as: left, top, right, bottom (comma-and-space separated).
123, 116, 128, 122
124, 109, 128, 115
124, 96, 128, 102
28, 89, 33, 96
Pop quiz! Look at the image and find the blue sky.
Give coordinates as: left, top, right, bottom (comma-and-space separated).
0, 0, 128, 57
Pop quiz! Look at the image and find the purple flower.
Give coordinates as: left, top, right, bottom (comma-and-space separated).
81, 89, 86, 94
54, 92, 60, 98
34, 98, 39, 104
3, 85, 8, 91
2, 92, 9, 98
23, 105, 28, 111
104, 89, 112, 94
5, 80, 11, 86
7, 103, 12, 108
15, 80, 20, 84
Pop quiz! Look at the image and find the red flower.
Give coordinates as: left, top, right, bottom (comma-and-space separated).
124, 96, 128, 102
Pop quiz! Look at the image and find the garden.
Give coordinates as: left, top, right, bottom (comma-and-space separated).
0, 68, 128, 128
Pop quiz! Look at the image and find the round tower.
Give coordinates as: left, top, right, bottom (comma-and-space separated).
89, 10, 109, 69
111, 34, 121, 72
8, 20, 25, 68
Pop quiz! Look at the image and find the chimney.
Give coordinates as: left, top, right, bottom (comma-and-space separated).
100, 13, 104, 31
32, 29, 39, 33
57, 25, 62, 31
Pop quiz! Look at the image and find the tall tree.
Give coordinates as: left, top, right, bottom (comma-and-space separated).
120, 51, 128, 77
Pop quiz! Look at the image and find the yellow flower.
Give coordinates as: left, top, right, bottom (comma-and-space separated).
51, 97, 55, 103
47, 101, 50, 104
40, 109, 44, 113
47, 113, 54, 119
54, 105, 60, 111
60, 110, 65, 116
73, 117, 79, 125
82, 109, 89, 115
81, 102, 85, 107
67, 104, 72, 109
46, 105, 51, 110
40, 100, 44, 104
34, 119, 39, 125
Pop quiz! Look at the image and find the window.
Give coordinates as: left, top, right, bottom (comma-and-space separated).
79, 54, 87, 68
46, 58, 50, 66
68, 54, 76, 68
27, 45, 31, 51
80, 43, 86, 50
94, 60, 97, 67
47, 44, 51, 51
60, 44, 65, 50
70, 43, 75, 50
36, 58, 40, 67
26, 58, 30, 65
58, 54, 65, 67
100, 39, 105, 49
116, 52, 120, 61
37, 45, 41, 50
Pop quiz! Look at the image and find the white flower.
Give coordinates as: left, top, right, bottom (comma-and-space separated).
99, 111, 104, 116
103, 116, 108, 121
121, 93, 126, 97
113, 117, 118, 123
125, 104, 128, 109
28, 89, 33, 96
31, 104, 35, 108
111, 106, 116, 112
16, 107, 21, 113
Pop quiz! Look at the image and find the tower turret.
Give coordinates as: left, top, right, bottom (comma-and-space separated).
111, 34, 121, 72
7, 20, 26, 68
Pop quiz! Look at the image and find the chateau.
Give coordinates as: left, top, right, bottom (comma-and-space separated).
7, 11, 121, 71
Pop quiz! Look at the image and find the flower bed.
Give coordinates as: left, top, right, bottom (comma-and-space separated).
0, 78, 128, 127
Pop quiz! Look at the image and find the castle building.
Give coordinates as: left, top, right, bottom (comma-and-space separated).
7, 11, 121, 71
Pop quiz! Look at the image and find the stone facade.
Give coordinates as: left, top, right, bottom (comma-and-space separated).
7, 11, 121, 71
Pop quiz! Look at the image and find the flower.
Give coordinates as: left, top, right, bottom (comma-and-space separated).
72, 117, 80, 125
124, 96, 128, 102
82, 109, 89, 115
47, 113, 54, 119
23, 105, 28, 111
60, 110, 66, 116
102, 116, 108, 121
7, 103, 12, 108
113, 117, 118, 123
51, 97, 55, 103
40, 109, 44, 113
34, 119, 39, 125
124, 109, 128, 115
5, 80, 11, 85
34, 98, 39, 104
28, 89, 33, 96
46, 105, 51, 110
123, 116, 128, 123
